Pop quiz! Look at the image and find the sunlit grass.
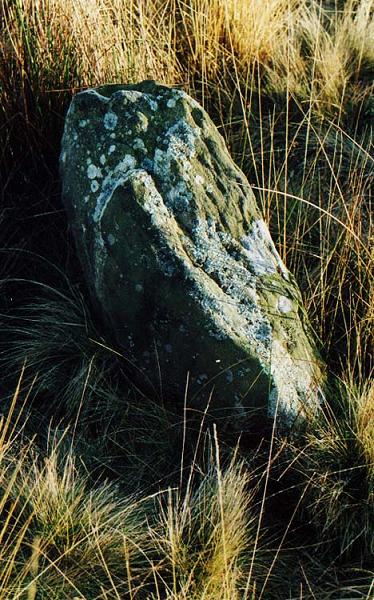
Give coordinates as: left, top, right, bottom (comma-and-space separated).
1, 376, 372, 599
0, 375, 151, 599
0, 382, 284, 600
1, 0, 372, 374
288, 376, 374, 561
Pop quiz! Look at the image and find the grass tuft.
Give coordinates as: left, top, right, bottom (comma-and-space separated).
290, 377, 374, 561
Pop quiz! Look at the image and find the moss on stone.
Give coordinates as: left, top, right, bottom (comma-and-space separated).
61, 81, 325, 427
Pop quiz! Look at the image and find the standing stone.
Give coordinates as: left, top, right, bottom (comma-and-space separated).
60, 81, 324, 427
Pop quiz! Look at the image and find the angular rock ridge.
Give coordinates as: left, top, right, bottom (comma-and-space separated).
60, 80, 324, 426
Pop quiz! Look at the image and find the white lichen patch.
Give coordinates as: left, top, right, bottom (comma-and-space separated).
154, 121, 199, 181
172, 89, 200, 109
152, 119, 201, 213
242, 219, 289, 279
118, 90, 143, 103
133, 138, 147, 153
268, 339, 317, 421
242, 220, 276, 275
140, 171, 173, 224
79, 119, 89, 128
183, 218, 271, 358
91, 152, 141, 227
100, 154, 106, 165
195, 174, 204, 185
167, 98, 176, 108
91, 180, 99, 193
134, 112, 148, 133
167, 121, 199, 158
144, 96, 158, 111
109, 145, 116, 154
278, 296, 293, 314
166, 180, 191, 212
104, 111, 118, 130
87, 164, 102, 179
117, 155, 136, 174
107, 234, 116, 246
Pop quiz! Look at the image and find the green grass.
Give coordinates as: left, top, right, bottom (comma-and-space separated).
0, 0, 373, 597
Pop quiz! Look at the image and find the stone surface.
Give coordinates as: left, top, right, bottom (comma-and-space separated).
60, 80, 324, 426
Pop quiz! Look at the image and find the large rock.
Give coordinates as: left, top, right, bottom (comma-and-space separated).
60, 81, 324, 426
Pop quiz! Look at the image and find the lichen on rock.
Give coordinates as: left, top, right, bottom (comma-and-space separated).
60, 80, 325, 427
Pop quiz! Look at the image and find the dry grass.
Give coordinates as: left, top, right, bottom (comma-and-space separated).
149, 449, 255, 599
1, 0, 372, 371
0, 374, 373, 598
0, 378, 149, 600
0, 381, 286, 600
289, 376, 374, 561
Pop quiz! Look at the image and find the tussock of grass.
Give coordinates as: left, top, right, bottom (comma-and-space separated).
0, 386, 279, 600
150, 454, 254, 599
1, 379, 373, 599
0, 377, 151, 599
289, 377, 374, 561
0, 272, 113, 418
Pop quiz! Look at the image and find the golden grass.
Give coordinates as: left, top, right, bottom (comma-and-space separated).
289, 375, 374, 561
1, 0, 180, 92
2, 0, 373, 114
353, 380, 374, 469
150, 434, 257, 600
0, 381, 271, 600
0, 408, 149, 598
0, 373, 373, 597
2, 0, 372, 372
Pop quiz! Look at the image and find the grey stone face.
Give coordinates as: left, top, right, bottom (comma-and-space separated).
60, 80, 325, 427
